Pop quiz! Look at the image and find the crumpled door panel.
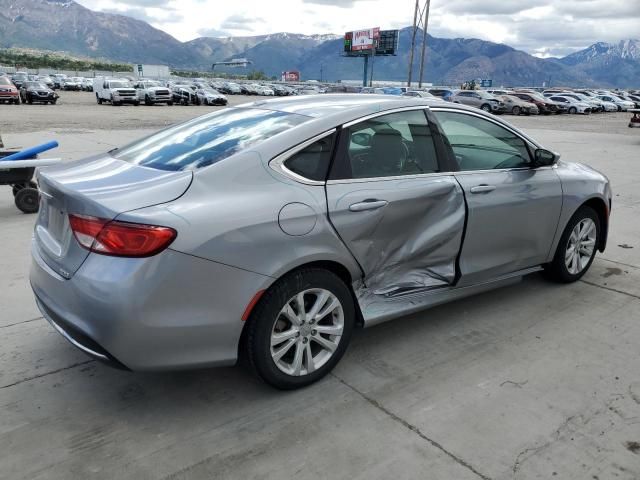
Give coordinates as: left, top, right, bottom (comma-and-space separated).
326, 175, 466, 299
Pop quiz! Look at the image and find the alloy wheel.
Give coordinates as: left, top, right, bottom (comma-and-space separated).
270, 288, 344, 376
564, 218, 596, 275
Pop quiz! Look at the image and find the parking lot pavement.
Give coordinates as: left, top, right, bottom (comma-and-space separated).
1, 109, 639, 479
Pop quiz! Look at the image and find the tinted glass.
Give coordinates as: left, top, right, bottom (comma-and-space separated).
284, 134, 335, 181
113, 108, 309, 171
332, 110, 439, 179
435, 111, 531, 171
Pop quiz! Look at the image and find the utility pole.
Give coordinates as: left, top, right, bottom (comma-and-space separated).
407, 0, 420, 87
320, 64, 324, 82
418, 0, 431, 88
369, 53, 375, 86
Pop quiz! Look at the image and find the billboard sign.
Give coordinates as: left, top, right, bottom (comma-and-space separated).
345, 27, 380, 52
281, 71, 300, 82
480, 79, 492, 87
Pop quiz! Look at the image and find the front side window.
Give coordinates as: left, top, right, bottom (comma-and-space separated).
434, 111, 531, 171
331, 110, 439, 180
113, 108, 310, 171
283, 134, 336, 181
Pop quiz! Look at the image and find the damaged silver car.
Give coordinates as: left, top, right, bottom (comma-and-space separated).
30, 95, 611, 389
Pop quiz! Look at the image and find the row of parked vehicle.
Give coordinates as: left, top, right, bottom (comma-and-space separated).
92, 77, 327, 106
357, 85, 640, 116
391, 86, 640, 116
0, 74, 59, 104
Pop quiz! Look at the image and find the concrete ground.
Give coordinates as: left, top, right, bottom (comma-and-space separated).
1, 95, 639, 480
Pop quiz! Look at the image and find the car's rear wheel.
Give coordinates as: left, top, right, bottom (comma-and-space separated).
568, 107, 577, 114
512, 106, 521, 115
481, 103, 491, 112
545, 206, 599, 283
244, 268, 355, 389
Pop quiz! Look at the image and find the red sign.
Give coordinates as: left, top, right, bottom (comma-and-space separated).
281, 71, 300, 82
351, 27, 380, 51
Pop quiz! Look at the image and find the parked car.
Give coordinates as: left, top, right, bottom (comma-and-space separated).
496, 94, 539, 115
255, 85, 275, 96
10, 72, 29, 89
171, 84, 197, 105
220, 82, 242, 95
0, 76, 20, 104
382, 87, 404, 96
29, 95, 611, 389
195, 87, 228, 106
625, 94, 640, 108
559, 93, 605, 112
511, 92, 559, 115
37, 76, 55, 89
428, 88, 455, 101
450, 90, 506, 114
548, 95, 592, 114
62, 77, 82, 91
19, 81, 59, 104
81, 78, 94, 92
402, 90, 439, 99
361, 87, 385, 94
298, 85, 320, 95
94, 77, 139, 106
596, 94, 634, 112
51, 74, 68, 90
134, 80, 173, 105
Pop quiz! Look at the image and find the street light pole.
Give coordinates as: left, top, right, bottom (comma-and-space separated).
418, 0, 431, 88
407, 0, 419, 87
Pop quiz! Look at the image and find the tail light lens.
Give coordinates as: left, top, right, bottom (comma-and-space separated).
69, 214, 177, 257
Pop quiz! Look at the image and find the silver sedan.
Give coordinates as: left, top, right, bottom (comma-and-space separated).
30, 95, 611, 389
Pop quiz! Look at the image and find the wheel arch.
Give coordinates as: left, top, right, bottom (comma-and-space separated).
237, 259, 365, 360
582, 197, 609, 252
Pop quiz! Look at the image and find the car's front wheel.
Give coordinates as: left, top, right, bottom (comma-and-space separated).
545, 206, 600, 283
244, 268, 355, 389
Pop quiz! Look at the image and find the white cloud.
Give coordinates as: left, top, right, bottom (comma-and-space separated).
75, 0, 639, 56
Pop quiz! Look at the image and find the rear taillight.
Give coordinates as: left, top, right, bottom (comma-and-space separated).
68, 214, 176, 257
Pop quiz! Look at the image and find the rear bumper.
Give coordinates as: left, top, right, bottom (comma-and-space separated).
30, 240, 273, 370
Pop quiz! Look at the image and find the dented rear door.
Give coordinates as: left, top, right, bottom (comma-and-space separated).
326, 108, 466, 299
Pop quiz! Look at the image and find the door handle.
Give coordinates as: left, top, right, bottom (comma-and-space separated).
470, 185, 496, 194
349, 199, 389, 212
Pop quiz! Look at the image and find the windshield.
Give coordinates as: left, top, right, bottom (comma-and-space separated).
25, 82, 47, 89
0, 77, 11, 86
112, 108, 310, 171
109, 81, 131, 88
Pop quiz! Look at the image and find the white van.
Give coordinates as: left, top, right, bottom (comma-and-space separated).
93, 77, 139, 106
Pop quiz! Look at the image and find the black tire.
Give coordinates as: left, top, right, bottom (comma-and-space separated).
27, 95, 33, 104
480, 103, 492, 112
167, 101, 174, 106
134, 101, 140, 106
14, 187, 40, 214
568, 107, 577, 114
544, 206, 600, 283
145, 95, 152, 106
96, 94, 102, 104
51, 99, 57, 105
512, 106, 521, 115
244, 268, 355, 390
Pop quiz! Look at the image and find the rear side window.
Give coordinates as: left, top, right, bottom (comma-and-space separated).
283, 134, 335, 181
113, 108, 309, 171
330, 110, 439, 180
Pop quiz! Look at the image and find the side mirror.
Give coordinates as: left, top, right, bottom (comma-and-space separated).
533, 148, 558, 167
351, 132, 372, 147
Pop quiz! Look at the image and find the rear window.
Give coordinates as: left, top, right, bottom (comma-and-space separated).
112, 108, 310, 171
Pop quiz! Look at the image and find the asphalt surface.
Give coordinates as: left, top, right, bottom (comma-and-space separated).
1, 93, 639, 479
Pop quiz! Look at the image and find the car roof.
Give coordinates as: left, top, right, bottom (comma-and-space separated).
240, 94, 455, 119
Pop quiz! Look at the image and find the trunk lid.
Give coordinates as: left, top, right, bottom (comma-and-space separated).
34, 155, 192, 278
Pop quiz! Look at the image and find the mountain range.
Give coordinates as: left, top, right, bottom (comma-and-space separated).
0, 0, 638, 87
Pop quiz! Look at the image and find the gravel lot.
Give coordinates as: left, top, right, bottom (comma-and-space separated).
1, 92, 639, 480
